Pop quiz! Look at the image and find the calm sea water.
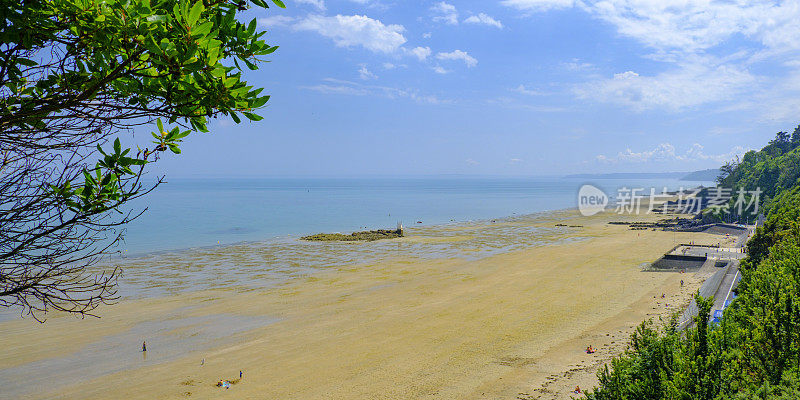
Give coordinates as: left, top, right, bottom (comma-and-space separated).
119, 176, 713, 255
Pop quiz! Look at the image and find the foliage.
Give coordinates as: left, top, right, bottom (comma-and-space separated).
0, 0, 283, 320
587, 127, 800, 399
591, 320, 680, 400
710, 131, 800, 222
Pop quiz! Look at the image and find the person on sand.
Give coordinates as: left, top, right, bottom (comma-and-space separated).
586, 345, 596, 354
142, 341, 146, 352
574, 385, 582, 394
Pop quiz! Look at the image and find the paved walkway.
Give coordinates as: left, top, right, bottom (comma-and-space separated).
713, 266, 740, 313
677, 224, 753, 330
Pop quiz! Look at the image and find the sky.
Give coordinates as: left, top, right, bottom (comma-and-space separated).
154, 0, 800, 177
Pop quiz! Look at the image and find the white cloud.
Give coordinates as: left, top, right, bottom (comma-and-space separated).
563, 59, 594, 72
431, 2, 456, 13
433, 65, 450, 74
358, 65, 377, 80
383, 62, 396, 69
596, 143, 749, 164
614, 71, 637, 79
294, 15, 406, 54
302, 84, 369, 96
431, 1, 459, 25
436, 50, 478, 68
423, 32, 432, 39
757, 96, 800, 122
504, 1, 800, 56
488, 96, 569, 112
408, 46, 431, 61
302, 78, 447, 104
500, 0, 574, 12
616, 143, 677, 163
512, 84, 545, 96
465, 158, 479, 165
684, 144, 749, 163
576, 61, 756, 111
346, 0, 390, 11
506, 1, 800, 118
463, 13, 503, 28
296, 0, 325, 11
589, 1, 800, 55
258, 16, 296, 28
499, 1, 791, 52
510, 158, 523, 163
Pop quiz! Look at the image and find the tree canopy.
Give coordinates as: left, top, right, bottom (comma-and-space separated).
588, 126, 800, 399
0, 0, 283, 320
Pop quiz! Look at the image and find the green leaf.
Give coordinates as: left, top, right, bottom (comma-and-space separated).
16, 58, 38, 67
271, 0, 286, 8
243, 112, 263, 121
193, 21, 213, 37
210, 66, 226, 78
83, 170, 96, 185
188, 0, 204, 26
173, 130, 191, 140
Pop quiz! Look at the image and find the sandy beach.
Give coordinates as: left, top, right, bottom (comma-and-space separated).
0, 209, 723, 399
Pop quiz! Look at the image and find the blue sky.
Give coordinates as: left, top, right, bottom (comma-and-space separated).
155, 0, 800, 177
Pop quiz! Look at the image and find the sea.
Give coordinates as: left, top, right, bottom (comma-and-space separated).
3, 175, 717, 308
119, 176, 713, 255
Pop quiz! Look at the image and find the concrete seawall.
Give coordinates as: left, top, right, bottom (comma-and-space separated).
648, 253, 708, 271
640, 223, 752, 331
676, 259, 742, 330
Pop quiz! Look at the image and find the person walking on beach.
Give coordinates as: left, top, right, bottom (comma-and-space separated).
240, 370, 243, 379
142, 341, 147, 352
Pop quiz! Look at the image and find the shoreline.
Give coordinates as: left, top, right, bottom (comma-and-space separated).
0, 208, 722, 399
113, 207, 575, 259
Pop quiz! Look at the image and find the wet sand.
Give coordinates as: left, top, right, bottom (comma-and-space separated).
0, 210, 720, 399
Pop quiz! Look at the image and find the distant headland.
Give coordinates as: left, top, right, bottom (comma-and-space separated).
565, 168, 720, 181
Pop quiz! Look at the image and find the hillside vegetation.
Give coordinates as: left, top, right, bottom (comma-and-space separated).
587, 127, 800, 399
